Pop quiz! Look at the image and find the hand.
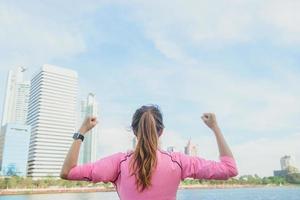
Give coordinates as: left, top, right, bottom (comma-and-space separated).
79, 116, 98, 134
201, 113, 219, 131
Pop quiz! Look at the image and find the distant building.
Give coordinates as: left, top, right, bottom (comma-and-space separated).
273, 169, 288, 177
0, 67, 30, 177
167, 146, 176, 153
191, 145, 198, 157
280, 155, 295, 170
26, 65, 78, 178
274, 155, 299, 177
184, 140, 192, 155
1, 67, 30, 126
0, 123, 30, 176
79, 93, 99, 164
184, 139, 198, 156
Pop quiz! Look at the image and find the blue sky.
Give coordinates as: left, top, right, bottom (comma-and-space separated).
0, 0, 300, 176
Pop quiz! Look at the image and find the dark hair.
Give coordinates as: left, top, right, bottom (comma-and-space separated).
130, 105, 164, 192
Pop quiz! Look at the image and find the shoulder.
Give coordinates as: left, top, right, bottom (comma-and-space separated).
158, 149, 185, 159
158, 149, 183, 169
107, 151, 133, 160
120, 150, 134, 163
94, 151, 133, 165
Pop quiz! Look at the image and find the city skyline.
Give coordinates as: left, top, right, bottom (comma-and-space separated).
0, 65, 203, 177
0, 1, 300, 177
0, 65, 299, 178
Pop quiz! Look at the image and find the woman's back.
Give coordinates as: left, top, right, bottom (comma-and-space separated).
116, 150, 181, 200
67, 149, 237, 200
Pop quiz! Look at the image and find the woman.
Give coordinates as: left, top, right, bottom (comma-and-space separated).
60, 105, 238, 200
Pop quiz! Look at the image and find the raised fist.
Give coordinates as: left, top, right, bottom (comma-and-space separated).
79, 116, 98, 134
201, 113, 218, 130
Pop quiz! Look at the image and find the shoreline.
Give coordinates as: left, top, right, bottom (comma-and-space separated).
1, 184, 298, 196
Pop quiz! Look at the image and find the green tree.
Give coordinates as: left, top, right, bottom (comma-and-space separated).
286, 173, 300, 184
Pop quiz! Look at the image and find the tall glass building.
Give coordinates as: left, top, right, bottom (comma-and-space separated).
1, 67, 30, 126
79, 93, 99, 164
0, 123, 31, 176
26, 65, 78, 177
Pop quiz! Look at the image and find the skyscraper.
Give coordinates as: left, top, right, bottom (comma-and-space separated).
0, 67, 30, 177
184, 139, 192, 155
184, 139, 198, 156
280, 155, 295, 170
0, 123, 31, 176
274, 155, 298, 177
26, 65, 78, 177
1, 67, 30, 126
78, 93, 99, 164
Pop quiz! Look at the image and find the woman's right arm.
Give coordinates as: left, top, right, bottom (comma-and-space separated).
60, 116, 97, 179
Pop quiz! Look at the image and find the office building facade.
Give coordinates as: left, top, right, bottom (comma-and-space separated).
0, 123, 31, 176
1, 67, 30, 126
26, 65, 78, 177
79, 93, 99, 164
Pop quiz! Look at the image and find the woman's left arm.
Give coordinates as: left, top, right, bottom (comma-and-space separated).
60, 117, 97, 179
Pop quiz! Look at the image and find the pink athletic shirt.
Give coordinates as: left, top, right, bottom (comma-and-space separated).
67, 149, 238, 200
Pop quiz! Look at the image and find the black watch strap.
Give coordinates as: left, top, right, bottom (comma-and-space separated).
73, 132, 84, 142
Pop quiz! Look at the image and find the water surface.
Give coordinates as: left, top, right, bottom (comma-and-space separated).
0, 187, 299, 200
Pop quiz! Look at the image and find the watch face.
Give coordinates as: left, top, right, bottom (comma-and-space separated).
73, 133, 79, 139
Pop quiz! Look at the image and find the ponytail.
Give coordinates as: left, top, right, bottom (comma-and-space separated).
130, 111, 159, 192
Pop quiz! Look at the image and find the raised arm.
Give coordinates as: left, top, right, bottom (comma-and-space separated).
177, 113, 238, 180
201, 113, 233, 158
60, 116, 97, 179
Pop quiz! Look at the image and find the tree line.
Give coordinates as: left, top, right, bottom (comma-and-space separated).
0, 174, 299, 189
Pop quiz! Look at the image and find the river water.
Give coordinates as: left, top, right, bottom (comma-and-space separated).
0, 187, 299, 200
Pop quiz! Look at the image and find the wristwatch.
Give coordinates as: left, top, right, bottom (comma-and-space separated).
73, 132, 84, 142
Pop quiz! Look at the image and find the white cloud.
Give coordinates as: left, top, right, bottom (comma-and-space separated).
262, 0, 300, 44
185, 67, 300, 132
97, 126, 133, 157
148, 33, 197, 64
124, 0, 300, 62
123, 65, 300, 133
0, 1, 87, 69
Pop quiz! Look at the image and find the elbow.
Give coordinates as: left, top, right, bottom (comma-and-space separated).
229, 167, 239, 178
60, 173, 67, 180
60, 170, 69, 180
221, 166, 238, 180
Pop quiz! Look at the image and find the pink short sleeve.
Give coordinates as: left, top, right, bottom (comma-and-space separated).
174, 152, 238, 180
67, 152, 126, 183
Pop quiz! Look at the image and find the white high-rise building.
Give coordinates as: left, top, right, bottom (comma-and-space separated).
1, 67, 30, 126
78, 93, 99, 164
280, 155, 295, 170
26, 65, 78, 177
